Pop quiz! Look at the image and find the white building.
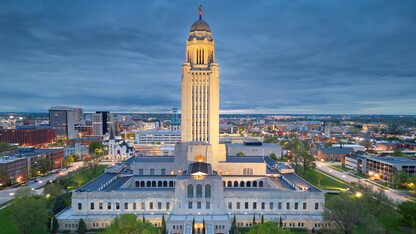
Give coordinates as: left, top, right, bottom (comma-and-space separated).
56, 10, 325, 233
134, 129, 181, 144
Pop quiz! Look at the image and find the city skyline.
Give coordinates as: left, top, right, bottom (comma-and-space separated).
1, 1, 415, 114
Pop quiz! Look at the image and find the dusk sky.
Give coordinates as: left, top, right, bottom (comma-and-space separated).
1, 1, 415, 114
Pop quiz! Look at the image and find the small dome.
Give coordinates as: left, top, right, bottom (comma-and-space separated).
190, 19, 211, 32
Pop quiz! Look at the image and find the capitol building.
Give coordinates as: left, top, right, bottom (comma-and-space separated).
56, 8, 325, 234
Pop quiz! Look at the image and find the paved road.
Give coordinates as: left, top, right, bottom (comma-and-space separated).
0, 161, 84, 205
315, 161, 410, 203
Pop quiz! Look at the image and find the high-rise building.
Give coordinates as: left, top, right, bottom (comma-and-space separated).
92, 111, 113, 136
170, 107, 181, 131
74, 107, 84, 122
180, 12, 220, 169
49, 106, 77, 140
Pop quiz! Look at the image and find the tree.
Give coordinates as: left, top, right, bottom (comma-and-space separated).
269, 153, 278, 161
84, 154, 103, 179
359, 184, 393, 218
392, 149, 403, 156
202, 218, 206, 234
44, 183, 62, 199
89, 141, 104, 155
299, 150, 315, 174
261, 214, 264, 224
58, 176, 72, 193
11, 188, 49, 234
397, 201, 416, 228
52, 194, 68, 215
279, 216, 283, 228
252, 214, 256, 225
247, 221, 291, 234
50, 217, 59, 233
36, 158, 52, 175
78, 218, 87, 234
192, 217, 196, 234
229, 215, 239, 234
236, 152, 245, 156
323, 193, 363, 234
161, 213, 166, 234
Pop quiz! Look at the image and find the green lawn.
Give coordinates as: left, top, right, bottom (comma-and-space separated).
0, 206, 20, 234
68, 165, 107, 189
329, 165, 349, 172
298, 168, 350, 191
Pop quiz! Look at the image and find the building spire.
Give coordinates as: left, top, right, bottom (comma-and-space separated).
199, 5, 203, 19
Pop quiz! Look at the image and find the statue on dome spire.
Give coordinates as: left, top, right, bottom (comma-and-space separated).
199, 5, 203, 19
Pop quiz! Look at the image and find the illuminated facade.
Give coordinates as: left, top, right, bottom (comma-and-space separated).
56, 8, 325, 233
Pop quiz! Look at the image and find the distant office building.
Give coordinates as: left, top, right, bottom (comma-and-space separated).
170, 107, 181, 131
74, 125, 93, 137
49, 106, 77, 140
219, 124, 238, 134
0, 126, 55, 146
92, 111, 114, 136
134, 129, 181, 144
74, 107, 83, 122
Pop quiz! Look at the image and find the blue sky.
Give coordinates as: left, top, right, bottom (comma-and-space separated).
1, 0, 415, 114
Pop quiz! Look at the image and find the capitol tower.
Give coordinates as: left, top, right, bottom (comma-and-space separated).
180, 6, 221, 170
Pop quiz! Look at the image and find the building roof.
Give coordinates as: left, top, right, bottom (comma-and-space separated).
321, 147, 354, 155
134, 156, 174, 163
190, 19, 211, 32
282, 173, 320, 192
225, 156, 265, 163
187, 162, 211, 175
365, 156, 416, 165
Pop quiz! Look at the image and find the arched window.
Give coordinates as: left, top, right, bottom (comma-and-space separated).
227, 181, 232, 187
196, 184, 203, 198
246, 181, 251, 187
146, 181, 151, 187
169, 181, 174, 187
223, 181, 226, 187
163, 181, 168, 187
259, 181, 264, 187
187, 184, 194, 198
234, 181, 238, 187
136, 181, 140, 187
205, 184, 211, 198
158, 181, 162, 187
253, 181, 257, 187
240, 181, 245, 187
151, 181, 156, 187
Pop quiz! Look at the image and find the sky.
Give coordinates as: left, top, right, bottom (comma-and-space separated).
0, 0, 415, 114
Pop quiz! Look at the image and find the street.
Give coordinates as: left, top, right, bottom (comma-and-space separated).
0, 161, 84, 206
315, 161, 410, 202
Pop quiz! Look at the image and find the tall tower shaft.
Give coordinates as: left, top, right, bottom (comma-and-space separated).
181, 13, 219, 167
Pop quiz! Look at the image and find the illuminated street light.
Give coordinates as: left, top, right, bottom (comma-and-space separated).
355, 192, 362, 198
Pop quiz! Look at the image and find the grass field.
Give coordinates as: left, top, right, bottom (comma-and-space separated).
298, 168, 350, 191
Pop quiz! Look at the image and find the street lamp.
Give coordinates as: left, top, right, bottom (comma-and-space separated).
355, 192, 362, 198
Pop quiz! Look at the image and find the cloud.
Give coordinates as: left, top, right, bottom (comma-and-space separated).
0, 0, 415, 114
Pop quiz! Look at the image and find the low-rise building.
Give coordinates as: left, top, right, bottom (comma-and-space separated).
0, 126, 55, 147
134, 129, 181, 144
358, 156, 416, 182
316, 147, 355, 162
